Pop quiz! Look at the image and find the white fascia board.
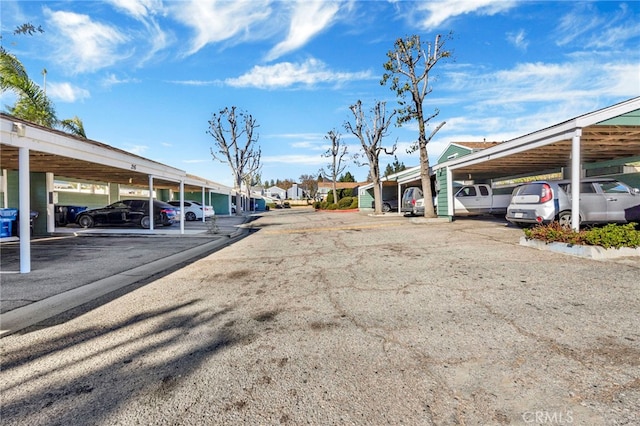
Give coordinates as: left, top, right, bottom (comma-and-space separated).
575, 96, 640, 127
360, 182, 374, 190
2, 117, 187, 181
183, 176, 233, 193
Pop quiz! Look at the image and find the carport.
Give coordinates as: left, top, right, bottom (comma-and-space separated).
433, 97, 640, 229
1, 113, 231, 273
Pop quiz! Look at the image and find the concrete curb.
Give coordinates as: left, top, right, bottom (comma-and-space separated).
519, 236, 640, 260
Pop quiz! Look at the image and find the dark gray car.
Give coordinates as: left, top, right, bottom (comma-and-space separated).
506, 178, 640, 227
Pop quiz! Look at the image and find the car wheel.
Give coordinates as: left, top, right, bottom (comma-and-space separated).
186, 211, 197, 221
558, 211, 576, 228
140, 216, 151, 229
78, 215, 94, 228
382, 203, 391, 213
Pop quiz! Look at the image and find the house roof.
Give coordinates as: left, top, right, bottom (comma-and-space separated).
450, 141, 501, 150
1, 113, 231, 193
434, 97, 640, 181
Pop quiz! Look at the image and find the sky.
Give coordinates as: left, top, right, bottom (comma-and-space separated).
1, 0, 639, 188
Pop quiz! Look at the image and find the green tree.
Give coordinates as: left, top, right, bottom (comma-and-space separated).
1, 24, 86, 136
339, 171, 355, 182
384, 163, 394, 177
381, 33, 451, 217
0, 48, 57, 127
60, 116, 87, 138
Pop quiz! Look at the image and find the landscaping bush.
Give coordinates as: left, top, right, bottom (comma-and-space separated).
338, 196, 354, 209
523, 222, 640, 249
326, 203, 338, 210
583, 223, 640, 249
313, 201, 322, 209
349, 197, 359, 209
326, 192, 334, 204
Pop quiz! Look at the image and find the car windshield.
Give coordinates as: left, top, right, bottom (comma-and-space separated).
515, 183, 546, 196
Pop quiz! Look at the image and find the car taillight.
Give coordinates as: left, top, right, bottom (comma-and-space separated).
540, 184, 552, 203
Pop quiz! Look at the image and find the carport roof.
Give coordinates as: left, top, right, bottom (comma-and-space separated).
1, 113, 231, 193
434, 97, 640, 181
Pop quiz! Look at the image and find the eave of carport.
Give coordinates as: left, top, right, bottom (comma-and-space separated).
1, 113, 231, 272
433, 97, 640, 228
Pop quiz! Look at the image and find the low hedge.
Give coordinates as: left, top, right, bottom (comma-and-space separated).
524, 222, 640, 249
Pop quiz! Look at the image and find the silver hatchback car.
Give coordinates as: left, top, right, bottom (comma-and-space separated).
506, 178, 640, 227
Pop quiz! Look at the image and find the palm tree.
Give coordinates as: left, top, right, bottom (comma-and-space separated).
60, 116, 86, 138
0, 47, 57, 128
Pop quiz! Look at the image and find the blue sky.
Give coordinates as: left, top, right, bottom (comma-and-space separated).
2, 0, 639, 187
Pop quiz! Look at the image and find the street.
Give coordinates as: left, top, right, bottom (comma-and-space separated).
1, 208, 639, 425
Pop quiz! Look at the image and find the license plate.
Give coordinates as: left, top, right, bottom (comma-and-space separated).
514, 212, 523, 218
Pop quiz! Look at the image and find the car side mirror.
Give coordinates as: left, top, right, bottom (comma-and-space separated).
632, 188, 640, 195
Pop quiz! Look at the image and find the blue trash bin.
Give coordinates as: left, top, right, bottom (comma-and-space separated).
0, 208, 18, 238
1, 218, 12, 237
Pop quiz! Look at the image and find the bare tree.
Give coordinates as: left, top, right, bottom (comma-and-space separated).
299, 173, 319, 201
381, 33, 452, 217
208, 106, 260, 215
320, 130, 348, 204
345, 100, 396, 214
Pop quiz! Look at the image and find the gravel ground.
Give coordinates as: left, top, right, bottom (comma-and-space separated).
1, 208, 639, 425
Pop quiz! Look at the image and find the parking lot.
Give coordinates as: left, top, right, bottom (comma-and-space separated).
1, 208, 639, 425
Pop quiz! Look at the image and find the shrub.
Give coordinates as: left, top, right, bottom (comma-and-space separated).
313, 201, 322, 209
523, 222, 640, 249
326, 192, 334, 204
326, 203, 338, 210
338, 196, 354, 209
583, 223, 640, 249
349, 198, 359, 209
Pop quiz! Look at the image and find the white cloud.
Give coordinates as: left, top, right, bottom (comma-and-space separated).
225, 58, 373, 89
45, 8, 130, 73
167, 79, 221, 87
262, 154, 327, 166
106, 0, 163, 19
124, 144, 149, 155
107, 0, 170, 65
171, 0, 272, 55
415, 0, 517, 30
506, 29, 528, 51
266, 1, 340, 61
47, 82, 90, 103
102, 73, 140, 88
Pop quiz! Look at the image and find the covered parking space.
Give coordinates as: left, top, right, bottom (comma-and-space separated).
1, 113, 231, 273
434, 97, 640, 229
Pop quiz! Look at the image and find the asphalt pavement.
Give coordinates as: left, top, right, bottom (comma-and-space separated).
0, 214, 253, 336
1, 209, 639, 425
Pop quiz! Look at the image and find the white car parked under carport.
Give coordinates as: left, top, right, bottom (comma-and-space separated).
168, 201, 215, 221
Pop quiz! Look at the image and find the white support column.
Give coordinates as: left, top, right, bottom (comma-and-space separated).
46, 172, 55, 233
1, 169, 8, 207
201, 186, 206, 222
19, 147, 31, 273
397, 183, 401, 214
446, 167, 454, 218
148, 175, 154, 231
571, 129, 582, 231
180, 180, 185, 234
